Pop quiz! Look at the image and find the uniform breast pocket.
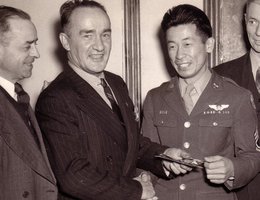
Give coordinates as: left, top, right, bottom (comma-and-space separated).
154, 117, 178, 146
198, 118, 233, 154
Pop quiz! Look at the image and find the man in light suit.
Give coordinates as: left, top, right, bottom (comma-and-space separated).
214, 1, 260, 199
141, 4, 260, 200
35, 0, 190, 200
0, 6, 57, 200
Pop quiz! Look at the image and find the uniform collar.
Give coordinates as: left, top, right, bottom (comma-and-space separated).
179, 69, 212, 97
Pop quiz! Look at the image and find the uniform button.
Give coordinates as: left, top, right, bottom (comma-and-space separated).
161, 120, 164, 124
184, 121, 191, 128
22, 191, 29, 198
183, 142, 190, 149
106, 156, 113, 163
213, 122, 218, 126
179, 184, 186, 190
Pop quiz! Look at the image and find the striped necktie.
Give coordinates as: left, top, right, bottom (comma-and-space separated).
100, 78, 124, 123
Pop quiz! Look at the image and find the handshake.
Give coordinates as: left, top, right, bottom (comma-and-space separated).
134, 148, 193, 200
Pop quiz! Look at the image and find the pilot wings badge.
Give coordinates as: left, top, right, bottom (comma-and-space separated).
209, 104, 229, 111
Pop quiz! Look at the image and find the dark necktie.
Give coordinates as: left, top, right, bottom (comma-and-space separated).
15, 82, 30, 108
256, 67, 260, 94
15, 83, 40, 147
100, 78, 124, 123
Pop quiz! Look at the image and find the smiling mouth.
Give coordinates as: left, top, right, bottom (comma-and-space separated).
91, 54, 104, 58
176, 62, 190, 69
254, 40, 260, 45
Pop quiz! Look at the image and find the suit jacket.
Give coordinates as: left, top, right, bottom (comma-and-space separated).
214, 53, 260, 200
35, 67, 167, 200
0, 88, 57, 200
142, 72, 260, 200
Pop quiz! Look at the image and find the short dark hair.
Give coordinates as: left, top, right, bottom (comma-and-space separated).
60, 0, 107, 33
0, 6, 30, 35
161, 4, 212, 42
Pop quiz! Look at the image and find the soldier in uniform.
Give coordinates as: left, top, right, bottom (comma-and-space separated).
141, 4, 260, 200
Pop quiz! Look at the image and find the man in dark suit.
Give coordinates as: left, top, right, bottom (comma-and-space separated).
0, 6, 57, 200
141, 4, 260, 200
214, 0, 260, 199
35, 1, 190, 199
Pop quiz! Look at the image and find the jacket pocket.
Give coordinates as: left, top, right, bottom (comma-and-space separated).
198, 118, 233, 154
153, 117, 177, 146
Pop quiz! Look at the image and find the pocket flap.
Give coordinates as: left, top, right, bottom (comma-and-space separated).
154, 118, 177, 127
199, 119, 232, 127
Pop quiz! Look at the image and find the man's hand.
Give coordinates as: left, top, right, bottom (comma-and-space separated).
204, 155, 234, 184
134, 172, 158, 200
163, 148, 192, 175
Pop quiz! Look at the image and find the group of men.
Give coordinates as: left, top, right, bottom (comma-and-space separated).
0, 0, 260, 200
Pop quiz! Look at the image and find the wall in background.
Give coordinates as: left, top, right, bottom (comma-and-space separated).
1, 0, 203, 108
1, 0, 124, 107
140, 0, 203, 103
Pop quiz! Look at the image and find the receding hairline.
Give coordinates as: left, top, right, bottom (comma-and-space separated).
63, 6, 110, 35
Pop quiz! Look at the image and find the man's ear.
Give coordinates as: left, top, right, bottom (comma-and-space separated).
59, 32, 70, 51
206, 37, 215, 53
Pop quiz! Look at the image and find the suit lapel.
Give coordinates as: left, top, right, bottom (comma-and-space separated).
235, 53, 260, 111
0, 93, 55, 184
28, 108, 56, 183
66, 69, 127, 148
105, 73, 139, 174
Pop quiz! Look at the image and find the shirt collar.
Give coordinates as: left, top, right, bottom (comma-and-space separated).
0, 76, 16, 100
179, 69, 212, 97
68, 61, 105, 86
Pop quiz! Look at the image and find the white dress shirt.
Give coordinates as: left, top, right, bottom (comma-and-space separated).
0, 76, 17, 101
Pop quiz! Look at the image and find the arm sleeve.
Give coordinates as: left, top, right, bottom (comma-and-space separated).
226, 92, 260, 190
137, 92, 170, 179
35, 92, 142, 200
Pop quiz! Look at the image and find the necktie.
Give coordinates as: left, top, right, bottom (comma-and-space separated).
256, 67, 260, 94
183, 83, 195, 115
100, 78, 124, 123
15, 83, 40, 147
15, 82, 30, 107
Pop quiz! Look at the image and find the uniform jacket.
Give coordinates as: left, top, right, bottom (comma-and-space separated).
0, 88, 57, 200
142, 72, 260, 200
35, 67, 167, 200
214, 53, 260, 200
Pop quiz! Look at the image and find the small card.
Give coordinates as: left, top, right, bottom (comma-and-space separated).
155, 154, 204, 168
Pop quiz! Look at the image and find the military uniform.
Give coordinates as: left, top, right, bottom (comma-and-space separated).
142, 72, 260, 200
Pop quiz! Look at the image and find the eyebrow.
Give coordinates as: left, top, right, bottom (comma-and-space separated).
167, 37, 192, 43
79, 28, 112, 35
26, 38, 38, 44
